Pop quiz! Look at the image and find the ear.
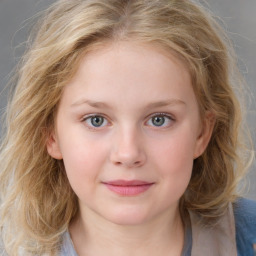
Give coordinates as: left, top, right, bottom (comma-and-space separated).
194, 111, 215, 159
46, 130, 63, 160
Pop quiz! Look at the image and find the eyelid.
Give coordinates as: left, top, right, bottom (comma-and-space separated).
81, 113, 105, 120
147, 112, 175, 120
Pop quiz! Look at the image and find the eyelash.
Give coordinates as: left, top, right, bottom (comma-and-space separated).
81, 112, 175, 130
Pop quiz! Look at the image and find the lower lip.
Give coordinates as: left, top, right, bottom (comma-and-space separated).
104, 184, 153, 196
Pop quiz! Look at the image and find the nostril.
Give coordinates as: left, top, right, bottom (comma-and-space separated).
110, 144, 146, 168
114, 160, 141, 167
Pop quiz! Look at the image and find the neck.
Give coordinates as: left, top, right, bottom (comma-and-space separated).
69, 206, 185, 256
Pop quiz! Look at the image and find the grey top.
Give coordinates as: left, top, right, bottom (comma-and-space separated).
59, 232, 78, 256
58, 226, 192, 256
58, 200, 238, 256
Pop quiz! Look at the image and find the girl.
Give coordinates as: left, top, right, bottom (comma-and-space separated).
0, 0, 255, 255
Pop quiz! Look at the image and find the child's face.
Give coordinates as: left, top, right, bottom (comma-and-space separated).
47, 41, 212, 225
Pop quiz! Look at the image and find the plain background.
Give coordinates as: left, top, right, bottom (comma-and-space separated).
0, 0, 255, 200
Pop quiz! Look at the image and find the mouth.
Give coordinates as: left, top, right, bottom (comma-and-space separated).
102, 180, 155, 196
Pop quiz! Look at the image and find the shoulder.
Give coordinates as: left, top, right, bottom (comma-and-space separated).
233, 197, 256, 256
233, 197, 256, 228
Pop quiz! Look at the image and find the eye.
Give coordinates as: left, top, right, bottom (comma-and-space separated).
146, 114, 174, 128
83, 115, 108, 128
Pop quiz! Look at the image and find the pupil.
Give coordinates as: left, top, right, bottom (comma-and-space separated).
153, 116, 164, 126
92, 116, 103, 127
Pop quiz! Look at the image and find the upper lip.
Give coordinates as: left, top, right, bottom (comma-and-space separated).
102, 180, 154, 186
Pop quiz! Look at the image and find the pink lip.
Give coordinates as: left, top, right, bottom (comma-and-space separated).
102, 180, 154, 196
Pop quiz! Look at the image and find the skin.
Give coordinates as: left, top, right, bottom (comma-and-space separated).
47, 41, 214, 256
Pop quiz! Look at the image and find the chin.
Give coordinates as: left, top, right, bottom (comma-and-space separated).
103, 206, 152, 226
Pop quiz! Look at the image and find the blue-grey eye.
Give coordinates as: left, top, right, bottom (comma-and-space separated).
91, 116, 104, 127
85, 115, 107, 128
146, 114, 173, 127
152, 116, 165, 126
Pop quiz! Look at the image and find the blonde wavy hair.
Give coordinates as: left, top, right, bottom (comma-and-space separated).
0, 0, 253, 255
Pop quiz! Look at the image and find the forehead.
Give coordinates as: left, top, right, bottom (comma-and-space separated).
59, 41, 197, 111
79, 41, 189, 78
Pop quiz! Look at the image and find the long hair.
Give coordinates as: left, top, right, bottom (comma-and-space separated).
0, 0, 253, 254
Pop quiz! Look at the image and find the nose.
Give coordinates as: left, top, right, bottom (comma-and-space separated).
110, 127, 146, 168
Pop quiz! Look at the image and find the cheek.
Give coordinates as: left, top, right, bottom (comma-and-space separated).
148, 131, 196, 191
59, 135, 109, 185
152, 134, 196, 171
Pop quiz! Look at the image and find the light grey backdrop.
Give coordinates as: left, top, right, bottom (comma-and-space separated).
0, 0, 255, 200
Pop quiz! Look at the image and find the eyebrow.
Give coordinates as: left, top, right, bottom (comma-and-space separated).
145, 99, 186, 108
71, 99, 186, 109
71, 99, 111, 108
